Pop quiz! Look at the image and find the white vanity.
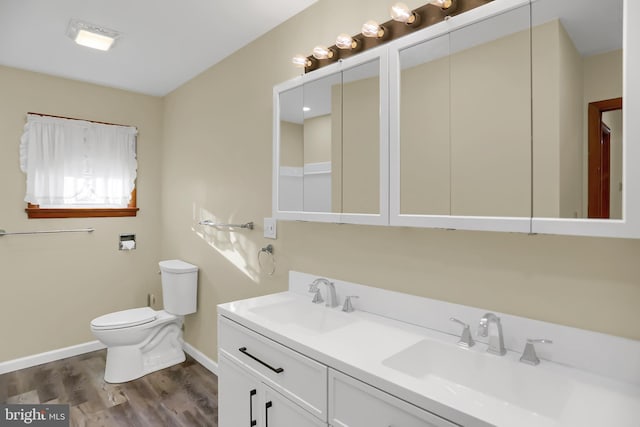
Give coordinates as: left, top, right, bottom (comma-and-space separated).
218, 272, 640, 427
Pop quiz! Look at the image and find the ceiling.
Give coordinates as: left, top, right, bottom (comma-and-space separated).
0, 0, 318, 96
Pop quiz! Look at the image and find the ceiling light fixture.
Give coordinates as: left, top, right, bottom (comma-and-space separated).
67, 19, 120, 51
362, 20, 385, 38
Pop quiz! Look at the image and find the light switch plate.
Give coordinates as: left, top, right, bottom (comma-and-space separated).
264, 218, 277, 239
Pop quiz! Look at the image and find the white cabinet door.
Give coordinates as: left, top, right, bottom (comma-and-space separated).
220, 353, 327, 427
329, 369, 457, 427
263, 384, 326, 427
219, 354, 262, 427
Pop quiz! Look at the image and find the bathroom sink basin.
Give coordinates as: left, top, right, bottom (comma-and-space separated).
382, 339, 571, 420
250, 300, 357, 334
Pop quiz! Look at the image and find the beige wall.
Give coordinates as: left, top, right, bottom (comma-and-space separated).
3, 0, 639, 367
450, 27, 531, 217
342, 76, 380, 214
533, 19, 584, 219
0, 66, 163, 363
279, 121, 303, 167
532, 20, 562, 217
303, 115, 331, 164
161, 0, 640, 368
533, 29, 622, 220
400, 55, 451, 215
331, 83, 343, 213
558, 22, 584, 219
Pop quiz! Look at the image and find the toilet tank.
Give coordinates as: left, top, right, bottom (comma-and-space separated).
159, 259, 198, 315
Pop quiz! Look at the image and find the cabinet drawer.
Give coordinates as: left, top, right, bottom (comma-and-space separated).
219, 316, 328, 420
329, 369, 457, 427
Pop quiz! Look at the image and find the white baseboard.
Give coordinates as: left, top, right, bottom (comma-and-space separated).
183, 342, 218, 375
0, 341, 106, 375
0, 340, 218, 377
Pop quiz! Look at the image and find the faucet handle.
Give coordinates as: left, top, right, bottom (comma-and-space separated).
308, 283, 318, 292
450, 317, 475, 348
311, 288, 324, 304
519, 338, 553, 365
342, 296, 359, 313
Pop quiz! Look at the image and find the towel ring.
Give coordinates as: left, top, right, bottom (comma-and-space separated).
258, 244, 276, 276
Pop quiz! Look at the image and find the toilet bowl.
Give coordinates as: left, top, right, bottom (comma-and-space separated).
90, 260, 198, 383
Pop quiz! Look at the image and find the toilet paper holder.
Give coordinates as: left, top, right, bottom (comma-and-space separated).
119, 234, 136, 250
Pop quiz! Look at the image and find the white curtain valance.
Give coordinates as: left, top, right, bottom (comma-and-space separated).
20, 114, 138, 207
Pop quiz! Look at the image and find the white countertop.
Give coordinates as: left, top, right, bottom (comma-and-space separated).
218, 291, 640, 427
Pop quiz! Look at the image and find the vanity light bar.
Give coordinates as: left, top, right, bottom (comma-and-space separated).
292, 0, 491, 72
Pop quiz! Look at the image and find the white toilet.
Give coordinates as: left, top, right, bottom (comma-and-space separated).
90, 259, 198, 383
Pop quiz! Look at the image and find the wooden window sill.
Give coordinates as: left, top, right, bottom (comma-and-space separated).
26, 189, 138, 219
25, 206, 139, 219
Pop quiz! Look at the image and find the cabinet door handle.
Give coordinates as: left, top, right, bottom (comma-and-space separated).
238, 347, 284, 374
249, 389, 257, 427
265, 401, 273, 427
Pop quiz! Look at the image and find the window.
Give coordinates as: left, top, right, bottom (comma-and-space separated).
20, 113, 139, 218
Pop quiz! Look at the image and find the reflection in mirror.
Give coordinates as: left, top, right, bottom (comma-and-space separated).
277, 73, 342, 213
598, 106, 623, 219
341, 59, 381, 215
399, 35, 451, 215
449, 5, 531, 217
278, 85, 304, 212
302, 73, 342, 213
399, 5, 531, 217
532, 0, 623, 219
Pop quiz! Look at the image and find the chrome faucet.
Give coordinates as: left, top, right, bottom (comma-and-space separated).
308, 278, 339, 308
478, 313, 507, 355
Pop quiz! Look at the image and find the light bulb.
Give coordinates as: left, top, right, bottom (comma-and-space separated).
429, 0, 453, 9
292, 54, 311, 68
390, 2, 416, 24
362, 20, 385, 38
312, 46, 334, 60
336, 33, 357, 50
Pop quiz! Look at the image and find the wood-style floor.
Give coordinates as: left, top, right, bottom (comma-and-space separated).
0, 350, 218, 427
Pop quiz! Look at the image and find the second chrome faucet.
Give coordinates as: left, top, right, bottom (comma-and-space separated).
308, 278, 339, 308
478, 312, 507, 355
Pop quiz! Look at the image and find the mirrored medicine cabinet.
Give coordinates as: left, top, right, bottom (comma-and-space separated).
273, 48, 389, 225
273, 0, 640, 238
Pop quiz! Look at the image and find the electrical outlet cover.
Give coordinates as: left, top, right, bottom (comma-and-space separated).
264, 217, 277, 239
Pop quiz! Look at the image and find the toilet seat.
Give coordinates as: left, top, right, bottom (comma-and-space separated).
91, 307, 157, 330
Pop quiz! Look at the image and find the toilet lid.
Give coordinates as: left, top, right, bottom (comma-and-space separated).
91, 307, 157, 330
